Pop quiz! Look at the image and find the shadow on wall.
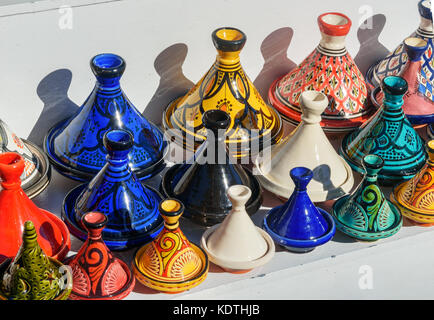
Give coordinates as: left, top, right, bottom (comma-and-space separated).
28, 69, 79, 147
354, 14, 390, 76
254, 27, 297, 99
143, 43, 194, 126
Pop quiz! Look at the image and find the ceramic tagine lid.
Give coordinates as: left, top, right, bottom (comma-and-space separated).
133, 199, 209, 294
269, 12, 375, 132
161, 109, 262, 227
255, 90, 354, 202
340, 76, 426, 185
44, 53, 167, 182
162, 27, 283, 159
200, 185, 275, 273
332, 155, 403, 241
65, 212, 135, 300
0, 152, 70, 263
372, 37, 434, 126
262, 167, 336, 252
366, 0, 433, 90
0, 119, 50, 198
62, 129, 163, 250
0, 221, 72, 300
390, 140, 434, 225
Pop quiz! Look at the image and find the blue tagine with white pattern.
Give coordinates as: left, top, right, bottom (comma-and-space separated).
44, 53, 167, 181
62, 129, 163, 250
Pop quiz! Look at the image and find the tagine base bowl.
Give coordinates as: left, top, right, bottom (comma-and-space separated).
263, 207, 335, 252
332, 196, 403, 241
62, 184, 164, 250
161, 164, 262, 226
132, 242, 208, 294
200, 225, 275, 273
44, 119, 167, 182
0, 257, 72, 300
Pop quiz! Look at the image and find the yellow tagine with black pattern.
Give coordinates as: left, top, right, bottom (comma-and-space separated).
391, 140, 434, 225
132, 199, 208, 294
163, 27, 283, 158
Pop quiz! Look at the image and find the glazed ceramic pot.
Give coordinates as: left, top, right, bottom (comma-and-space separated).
371, 37, 434, 125
201, 185, 274, 273
390, 140, 434, 224
263, 167, 336, 252
62, 129, 163, 250
65, 212, 135, 300
0, 221, 73, 300
163, 27, 283, 159
44, 53, 167, 182
332, 155, 403, 241
161, 109, 262, 227
366, 0, 433, 90
341, 76, 426, 185
133, 199, 209, 294
255, 90, 354, 202
269, 12, 375, 132
0, 119, 50, 198
0, 152, 70, 263
429, 124, 434, 139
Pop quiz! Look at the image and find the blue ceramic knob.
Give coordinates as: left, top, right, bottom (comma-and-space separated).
44, 53, 167, 182
263, 167, 335, 252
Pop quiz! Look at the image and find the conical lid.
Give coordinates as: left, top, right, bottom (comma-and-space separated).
392, 140, 434, 216
133, 199, 208, 293
163, 27, 283, 158
66, 212, 135, 300
45, 53, 167, 181
63, 129, 163, 249
0, 152, 70, 263
161, 110, 262, 226
0, 221, 72, 300
333, 155, 402, 240
341, 76, 426, 184
206, 185, 268, 262
256, 91, 354, 201
373, 37, 434, 125
269, 12, 375, 132
366, 0, 433, 90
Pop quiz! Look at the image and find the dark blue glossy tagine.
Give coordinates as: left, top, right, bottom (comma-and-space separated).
263, 167, 335, 252
161, 109, 262, 227
62, 129, 163, 250
44, 53, 167, 182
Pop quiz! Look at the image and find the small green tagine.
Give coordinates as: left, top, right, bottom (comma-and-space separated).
0, 221, 72, 300
332, 154, 403, 241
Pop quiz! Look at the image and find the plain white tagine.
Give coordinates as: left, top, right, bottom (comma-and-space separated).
254, 90, 354, 202
200, 185, 275, 273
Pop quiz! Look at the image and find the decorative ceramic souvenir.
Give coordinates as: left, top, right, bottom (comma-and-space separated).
366, 0, 433, 90
0, 119, 50, 198
201, 185, 274, 273
161, 109, 262, 226
65, 212, 135, 300
429, 124, 434, 139
133, 199, 209, 294
332, 155, 403, 241
269, 12, 375, 132
390, 140, 434, 224
44, 53, 167, 182
163, 27, 283, 159
371, 38, 434, 125
62, 129, 163, 250
0, 221, 72, 300
263, 167, 335, 252
255, 90, 354, 202
0, 152, 70, 263
340, 76, 426, 185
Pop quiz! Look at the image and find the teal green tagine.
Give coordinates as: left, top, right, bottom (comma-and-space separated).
340, 76, 426, 185
332, 155, 402, 241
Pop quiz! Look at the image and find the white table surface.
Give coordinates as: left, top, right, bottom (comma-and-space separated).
0, 0, 433, 300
